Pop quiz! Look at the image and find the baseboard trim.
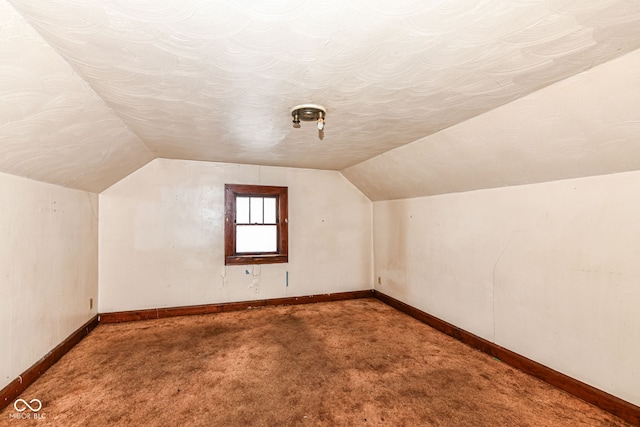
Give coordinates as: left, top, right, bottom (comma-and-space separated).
98, 289, 374, 323
373, 290, 640, 426
0, 315, 99, 412
7, 291, 635, 425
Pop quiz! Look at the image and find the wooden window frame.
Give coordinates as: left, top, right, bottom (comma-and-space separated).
224, 184, 288, 265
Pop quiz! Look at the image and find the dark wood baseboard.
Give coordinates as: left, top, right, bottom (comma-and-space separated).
99, 289, 374, 323
373, 290, 640, 426
0, 315, 99, 412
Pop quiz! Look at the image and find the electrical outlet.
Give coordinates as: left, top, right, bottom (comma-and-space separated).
377, 276, 381, 285
89, 298, 93, 310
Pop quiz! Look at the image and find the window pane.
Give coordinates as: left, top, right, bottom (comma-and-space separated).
236, 225, 277, 253
236, 197, 250, 224
264, 197, 276, 224
250, 197, 263, 224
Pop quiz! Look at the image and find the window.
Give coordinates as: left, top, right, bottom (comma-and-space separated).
224, 184, 288, 265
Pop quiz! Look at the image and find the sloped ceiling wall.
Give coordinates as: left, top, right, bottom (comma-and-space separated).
343, 48, 640, 200
2, 0, 640, 194
0, 0, 155, 193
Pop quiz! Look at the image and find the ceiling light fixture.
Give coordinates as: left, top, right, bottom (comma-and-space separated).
291, 104, 326, 140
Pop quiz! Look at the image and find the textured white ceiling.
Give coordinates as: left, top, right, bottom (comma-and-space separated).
3, 0, 640, 193
0, 0, 155, 192
343, 48, 640, 200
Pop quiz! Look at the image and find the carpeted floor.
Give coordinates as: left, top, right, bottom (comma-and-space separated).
0, 298, 632, 426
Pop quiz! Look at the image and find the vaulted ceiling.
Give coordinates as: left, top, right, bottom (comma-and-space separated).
2, 0, 640, 194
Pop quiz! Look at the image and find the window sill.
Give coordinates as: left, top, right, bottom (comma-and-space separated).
225, 254, 288, 266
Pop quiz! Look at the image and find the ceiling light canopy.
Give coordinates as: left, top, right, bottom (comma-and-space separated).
291, 104, 326, 140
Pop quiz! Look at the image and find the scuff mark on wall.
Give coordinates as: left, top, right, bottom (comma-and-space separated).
220, 266, 227, 289
248, 265, 261, 293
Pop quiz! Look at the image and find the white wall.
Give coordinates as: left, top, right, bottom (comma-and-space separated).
0, 172, 98, 391
373, 170, 640, 406
99, 159, 372, 312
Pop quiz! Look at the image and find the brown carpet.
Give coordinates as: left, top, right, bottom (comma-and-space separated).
0, 298, 632, 426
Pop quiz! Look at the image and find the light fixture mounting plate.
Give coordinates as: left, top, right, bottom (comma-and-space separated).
291, 104, 326, 121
